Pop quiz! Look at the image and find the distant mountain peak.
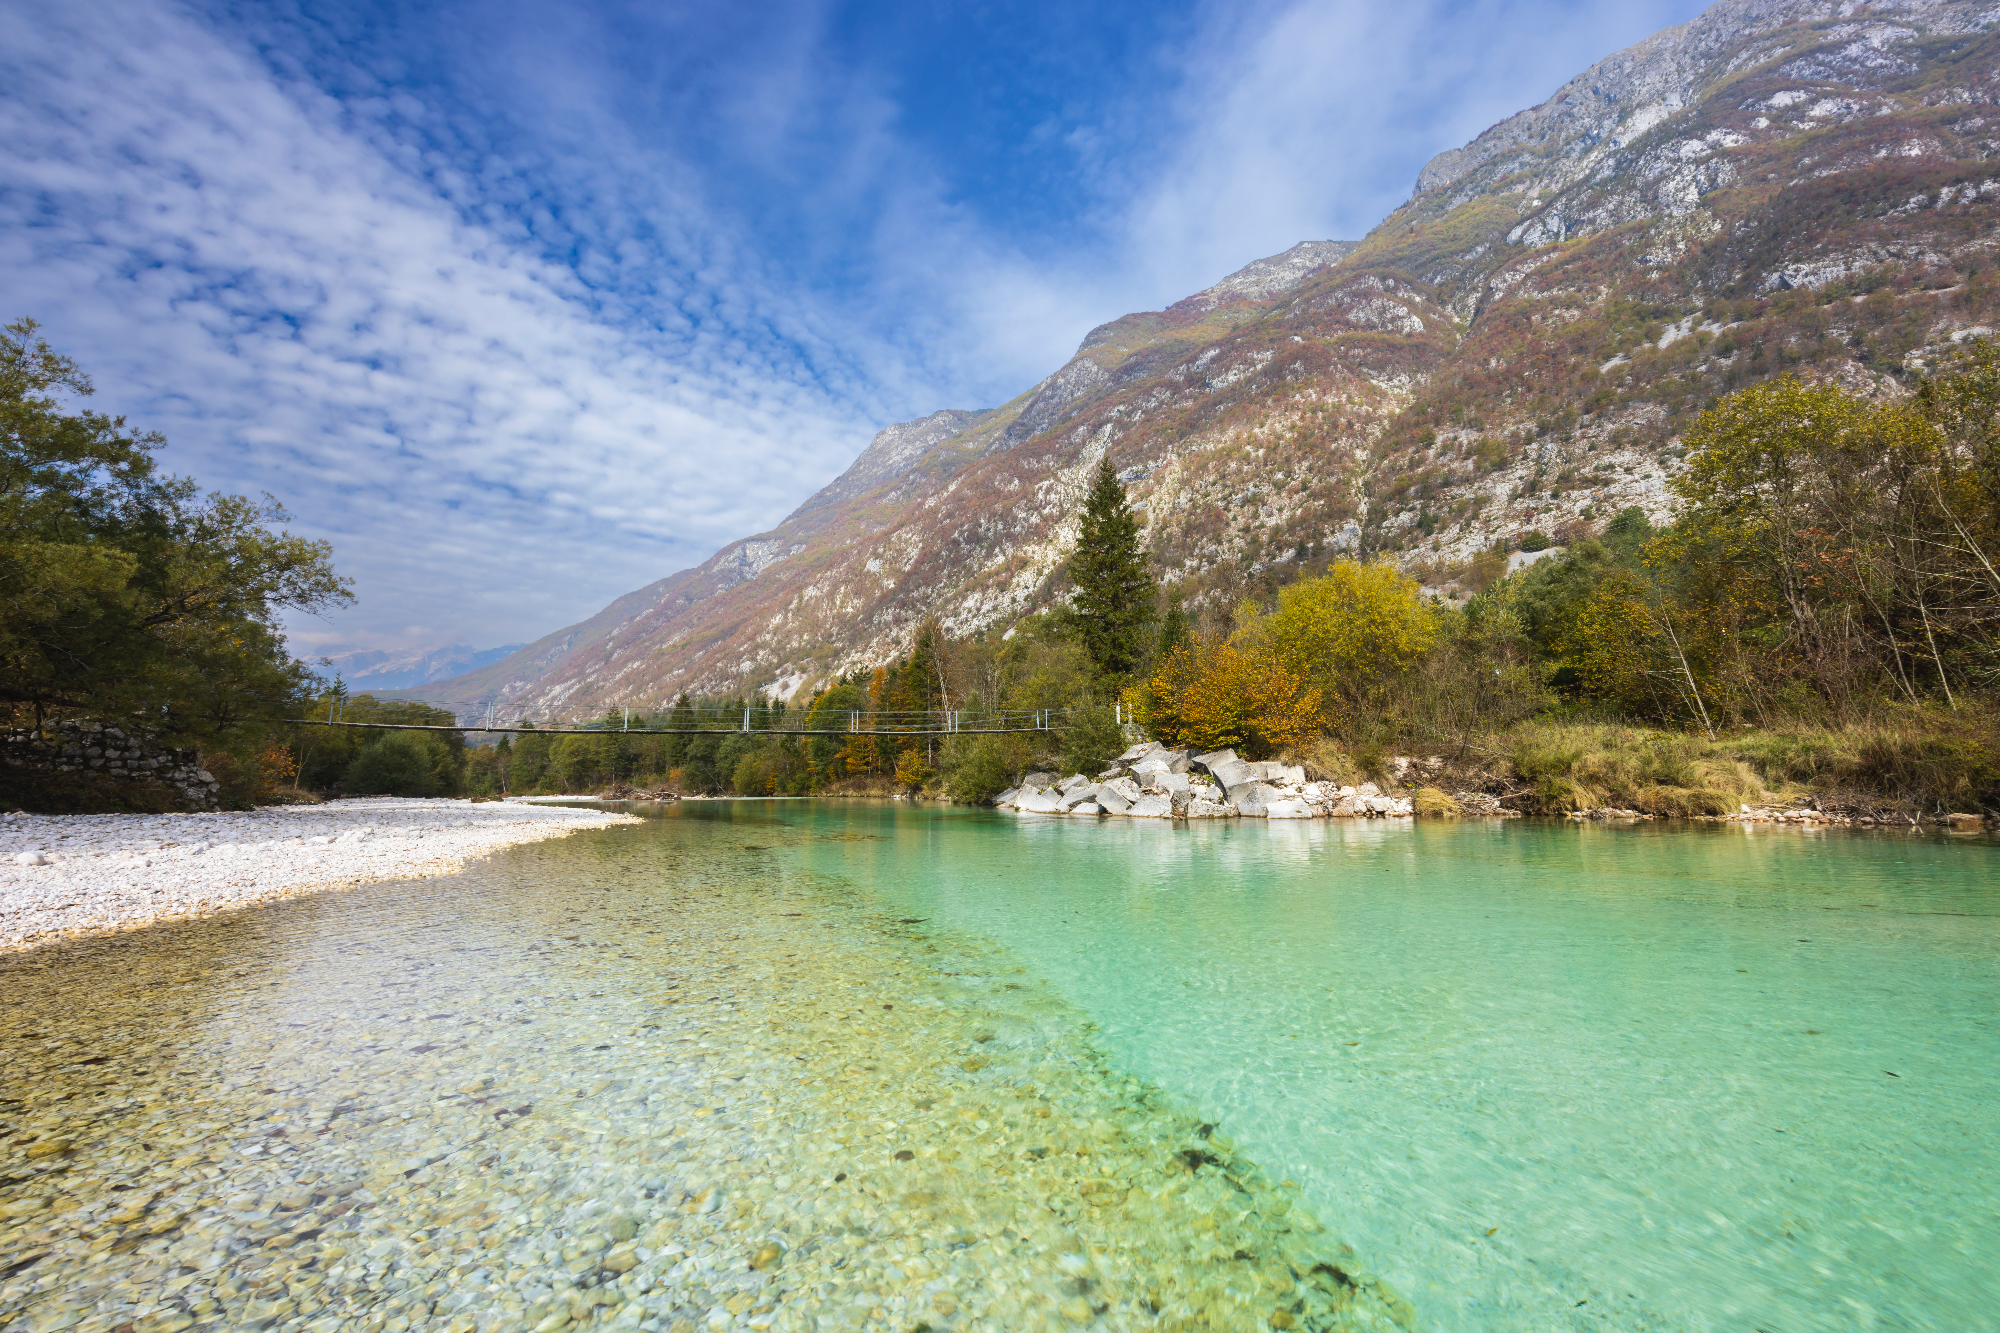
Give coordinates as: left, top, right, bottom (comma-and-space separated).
794, 408, 994, 516
325, 642, 527, 692
1169, 240, 1359, 313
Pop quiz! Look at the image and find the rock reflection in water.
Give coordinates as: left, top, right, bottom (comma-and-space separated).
0, 807, 1409, 1333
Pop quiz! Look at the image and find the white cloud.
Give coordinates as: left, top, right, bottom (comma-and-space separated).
1113, 0, 1705, 305
0, 0, 1708, 657
0, 0, 901, 654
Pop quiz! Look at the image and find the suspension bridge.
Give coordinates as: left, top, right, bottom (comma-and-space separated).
290, 700, 1084, 737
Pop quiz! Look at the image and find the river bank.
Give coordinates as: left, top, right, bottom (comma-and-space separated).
0, 803, 1410, 1333
0, 798, 638, 954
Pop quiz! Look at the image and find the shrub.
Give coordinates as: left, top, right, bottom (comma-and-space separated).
1146, 639, 1321, 758
1519, 530, 1551, 552
1294, 736, 1357, 784
1059, 705, 1125, 777
344, 732, 436, 796
942, 734, 1013, 804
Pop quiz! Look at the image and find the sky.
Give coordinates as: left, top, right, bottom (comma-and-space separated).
0, 0, 1707, 659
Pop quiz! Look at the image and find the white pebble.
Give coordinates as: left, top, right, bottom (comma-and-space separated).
1, 798, 637, 951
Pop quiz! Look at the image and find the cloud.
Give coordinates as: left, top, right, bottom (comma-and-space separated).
0, 0, 920, 654
1107, 0, 1706, 303
0, 0, 1708, 656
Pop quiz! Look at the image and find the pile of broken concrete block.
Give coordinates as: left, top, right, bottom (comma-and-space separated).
993, 741, 1415, 820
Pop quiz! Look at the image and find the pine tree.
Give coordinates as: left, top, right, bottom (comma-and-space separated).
1156, 588, 1191, 663
1065, 455, 1157, 677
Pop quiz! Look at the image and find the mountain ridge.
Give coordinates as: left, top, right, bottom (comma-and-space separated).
392, 0, 2000, 717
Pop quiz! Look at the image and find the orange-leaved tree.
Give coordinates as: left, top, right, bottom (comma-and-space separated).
1145, 637, 1320, 758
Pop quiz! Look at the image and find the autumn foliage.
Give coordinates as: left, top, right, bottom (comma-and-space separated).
1145, 637, 1320, 758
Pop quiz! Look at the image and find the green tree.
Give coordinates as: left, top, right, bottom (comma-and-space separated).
804, 683, 866, 783
661, 692, 696, 769
511, 726, 552, 792
1063, 455, 1157, 677
1059, 704, 1125, 777
345, 732, 438, 797
1155, 589, 1191, 664
0, 319, 350, 800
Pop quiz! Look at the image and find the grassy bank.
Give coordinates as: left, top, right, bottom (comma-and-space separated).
1365, 709, 2000, 818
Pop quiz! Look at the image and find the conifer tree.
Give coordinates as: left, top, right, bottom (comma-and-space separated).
1065, 455, 1157, 677
1156, 589, 1191, 663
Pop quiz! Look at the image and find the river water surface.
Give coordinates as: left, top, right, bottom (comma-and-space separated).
2, 803, 1994, 1333
801, 806, 2000, 1331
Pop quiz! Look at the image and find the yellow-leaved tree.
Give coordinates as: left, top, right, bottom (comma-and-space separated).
1264, 561, 1438, 723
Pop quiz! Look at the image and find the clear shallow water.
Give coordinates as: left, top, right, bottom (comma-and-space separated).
4, 804, 1994, 1333
772, 805, 2000, 1332
1, 806, 1401, 1333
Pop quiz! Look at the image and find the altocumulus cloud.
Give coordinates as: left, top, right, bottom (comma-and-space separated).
0, 0, 1706, 658
0, 0, 900, 655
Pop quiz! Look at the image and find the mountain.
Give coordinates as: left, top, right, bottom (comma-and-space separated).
407, 0, 2000, 718
326, 643, 526, 692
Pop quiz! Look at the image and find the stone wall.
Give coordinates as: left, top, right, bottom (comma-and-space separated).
2, 720, 220, 810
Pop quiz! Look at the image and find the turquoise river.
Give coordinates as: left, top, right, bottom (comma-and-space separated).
1, 802, 1994, 1333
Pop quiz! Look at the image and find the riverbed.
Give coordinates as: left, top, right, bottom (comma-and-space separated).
1, 803, 1993, 1333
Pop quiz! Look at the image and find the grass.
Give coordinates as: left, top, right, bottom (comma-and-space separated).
1412, 787, 1464, 817
1489, 708, 2000, 815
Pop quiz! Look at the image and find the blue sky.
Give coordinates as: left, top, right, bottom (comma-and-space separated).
1, 0, 1706, 657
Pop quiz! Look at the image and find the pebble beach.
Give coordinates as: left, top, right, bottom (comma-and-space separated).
0, 804, 1411, 1333
0, 799, 639, 953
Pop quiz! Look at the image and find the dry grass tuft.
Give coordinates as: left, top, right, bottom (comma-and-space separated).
1412, 787, 1463, 818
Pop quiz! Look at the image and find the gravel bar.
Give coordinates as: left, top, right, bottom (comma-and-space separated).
0, 798, 639, 953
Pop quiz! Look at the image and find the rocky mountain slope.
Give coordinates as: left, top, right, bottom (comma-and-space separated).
405, 0, 2000, 717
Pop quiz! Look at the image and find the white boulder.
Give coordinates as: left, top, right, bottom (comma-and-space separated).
1210, 760, 1255, 789
1127, 794, 1175, 818
1265, 799, 1314, 819
1057, 784, 1102, 812
1073, 801, 1104, 815
1095, 786, 1133, 814
14, 851, 48, 866
1187, 797, 1236, 818
1101, 776, 1143, 804
1016, 789, 1063, 814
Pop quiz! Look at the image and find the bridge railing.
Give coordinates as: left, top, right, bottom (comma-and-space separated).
294, 699, 1075, 736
